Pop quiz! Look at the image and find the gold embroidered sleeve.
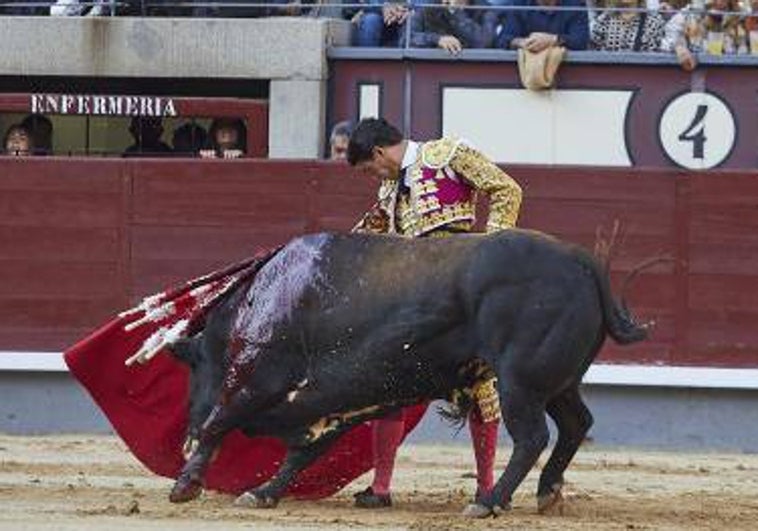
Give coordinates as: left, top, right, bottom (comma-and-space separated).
449, 144, 523, 232
351, 180, 395, 234
352, 202, 390, 234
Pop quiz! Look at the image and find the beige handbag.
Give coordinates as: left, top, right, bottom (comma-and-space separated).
517, 46, 566, 90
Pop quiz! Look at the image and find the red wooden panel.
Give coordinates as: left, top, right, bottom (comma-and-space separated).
0, 158, 756, 368
129, 225, 303, 298
130, 161, 312, 227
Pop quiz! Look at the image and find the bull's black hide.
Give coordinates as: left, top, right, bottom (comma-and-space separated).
167, 230, 647, 515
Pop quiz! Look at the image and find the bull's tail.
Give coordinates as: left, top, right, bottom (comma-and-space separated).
587, 253, 666, 345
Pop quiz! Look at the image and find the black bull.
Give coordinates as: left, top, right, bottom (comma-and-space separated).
165, 229, 647, 514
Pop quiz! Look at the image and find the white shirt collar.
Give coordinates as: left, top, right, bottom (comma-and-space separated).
400, 140, 419, 171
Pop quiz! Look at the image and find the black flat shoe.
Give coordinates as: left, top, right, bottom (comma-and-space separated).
353, 486, 392, 508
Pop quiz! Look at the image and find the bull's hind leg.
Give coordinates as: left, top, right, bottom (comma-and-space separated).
537, 385, 593, 513
480, 375, 549, 516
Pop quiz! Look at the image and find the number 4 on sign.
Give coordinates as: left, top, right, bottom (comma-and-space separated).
678, 104, 708, 159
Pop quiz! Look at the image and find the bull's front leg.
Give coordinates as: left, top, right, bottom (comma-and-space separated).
170, 394, 250, 503
235, 405, 393, 509
169, 403, 234, 502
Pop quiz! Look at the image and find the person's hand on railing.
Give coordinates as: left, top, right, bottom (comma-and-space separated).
674, 43, 697, 71
523, 32, 560, 53
438, 35, 463, 54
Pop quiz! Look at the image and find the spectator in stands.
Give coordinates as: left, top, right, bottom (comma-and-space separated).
21, 114, 53, 156
172, 123, 209, 157
661, 0, 747, 71
200, 118, 247, 159
329, 120, 353, 160
410, 0, 492, 52
478, 0, 510, 46
123, 117, 173, 158
497, 0, 590, 50
349, 1, 411, 47
49, 0, 113, 16
746, 0, 758, 53
590, 0, 666, 51
3, 124, 33, 157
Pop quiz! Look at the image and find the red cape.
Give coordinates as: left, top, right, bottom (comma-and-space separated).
64, 257, 427, 499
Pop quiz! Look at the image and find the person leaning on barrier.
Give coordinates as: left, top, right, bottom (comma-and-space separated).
746, 0, 758, 53
21, 114, 53, 156
410, 0, 492, 52
199, 118, 247, 159
497, 0, 590, 50
123, 117, 173, 158
348, 0, 412, 46
328, 120, 354, 160
3, 124, 34, 157
172, 123, 209, 158
660, 0, 748, 71
49, 0, 114, 16
590, 0, 666, 51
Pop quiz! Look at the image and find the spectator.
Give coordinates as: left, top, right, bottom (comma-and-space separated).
21, 114, 53, 156
329, 120, 353, 160
743, 0, 758, 53
478, 0, 511, 46
49, 0, 113, 16
172, 123, 208, 157
349, 1, 412, 47
3, 124, 33, 157
590, 0, 667, 51
661, 0, 747, 71
200, 118, 247, 159
497, 0, 590, 50
123, 117, 173, 158
410, 0, 490, 52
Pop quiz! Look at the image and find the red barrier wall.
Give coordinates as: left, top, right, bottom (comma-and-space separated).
1, 158, 756, 368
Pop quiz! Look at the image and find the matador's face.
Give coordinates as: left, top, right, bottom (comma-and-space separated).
355, 146, 401, 182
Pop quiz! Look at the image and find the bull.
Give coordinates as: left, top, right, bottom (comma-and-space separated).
132, 229, 648, 516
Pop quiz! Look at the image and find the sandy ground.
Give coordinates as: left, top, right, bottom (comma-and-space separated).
0, 435, 757, 530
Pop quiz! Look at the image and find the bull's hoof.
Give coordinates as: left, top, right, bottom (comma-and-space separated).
537, 486, 564, 515
234, 491, 279, 509
169, 478, 203, 503
461, 502, 493, 518
461, 501, 511, 518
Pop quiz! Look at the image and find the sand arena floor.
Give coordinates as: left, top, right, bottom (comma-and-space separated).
1, 435, 757, 530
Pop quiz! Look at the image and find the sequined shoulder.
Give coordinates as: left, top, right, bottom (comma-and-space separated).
420, 137, 462, 169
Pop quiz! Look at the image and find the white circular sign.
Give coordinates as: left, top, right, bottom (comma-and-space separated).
659, 92, 736, 170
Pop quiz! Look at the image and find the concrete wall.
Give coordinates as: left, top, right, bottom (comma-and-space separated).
0, 16, 351, 158
4, 373, 758, 453
0, 17, 348, 79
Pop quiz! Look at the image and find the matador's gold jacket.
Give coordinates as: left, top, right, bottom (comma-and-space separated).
353, 137, 522, 237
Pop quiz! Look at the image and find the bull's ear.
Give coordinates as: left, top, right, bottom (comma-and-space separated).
167, 335, 201, 366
